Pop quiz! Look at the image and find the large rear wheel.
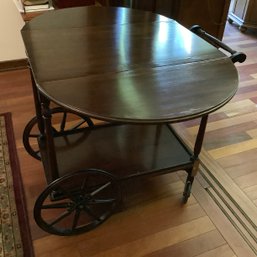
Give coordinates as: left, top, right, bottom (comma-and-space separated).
34, 169, 120, 236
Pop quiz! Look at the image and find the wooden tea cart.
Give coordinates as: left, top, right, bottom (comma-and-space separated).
21, 7, 245, 236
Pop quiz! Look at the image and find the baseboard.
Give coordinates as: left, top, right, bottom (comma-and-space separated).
0, 59, 28, 72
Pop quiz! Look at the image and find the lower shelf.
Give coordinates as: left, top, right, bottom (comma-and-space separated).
40, 124, 193, 182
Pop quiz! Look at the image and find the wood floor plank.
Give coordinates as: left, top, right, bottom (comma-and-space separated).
88, 217, 215, 257
195, 244, 236, 257
214, 99, 256, 116
188, 112, 257, 134
203, 122, 255, 151
208, 138, 257, 160
33, 196, 205, 256
217, 147, 257, 169
246, 127, 257, 138
244, 185, 257, 201
224, 158, 257, 179
78, 206, 205, 256
47, 246, 81, 257
238, 78, 257, 87
235, 171, 257, 189
144, 230, 227, 257
233, 90, 257, 102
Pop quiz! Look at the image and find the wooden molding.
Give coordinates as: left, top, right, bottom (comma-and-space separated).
0, 59, 28, 72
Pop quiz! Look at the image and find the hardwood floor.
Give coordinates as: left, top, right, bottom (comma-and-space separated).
0, 22, 256, 257
218, 25, 257, 206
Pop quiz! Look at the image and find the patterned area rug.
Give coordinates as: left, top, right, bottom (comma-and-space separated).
0, 113, 34, 257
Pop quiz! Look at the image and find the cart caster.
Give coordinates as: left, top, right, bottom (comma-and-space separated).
182, 180, 192, 204
34, 169, 120, 236
23, 107, 94, 160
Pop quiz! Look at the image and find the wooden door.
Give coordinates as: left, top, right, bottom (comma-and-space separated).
179, 0, 230, 39
233, 0, 248, 18
132, 0, 156, 12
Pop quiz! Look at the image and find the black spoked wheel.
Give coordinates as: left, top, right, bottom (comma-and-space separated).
23, 107, 94, 160
34, 169, 120, 236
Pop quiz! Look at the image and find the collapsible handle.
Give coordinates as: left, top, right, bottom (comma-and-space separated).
190, 25, 246, 64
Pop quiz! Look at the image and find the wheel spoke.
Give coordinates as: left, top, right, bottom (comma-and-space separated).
81, 176, 89, 191
59, 112, 67, 132
51, 187, 77, 203
89, 198, 116, 204
83, 205, 101, 221
90, 182, 111, 197
41, 202, 71, 209
49, 209, 73, 226
51, 127, 58, 133
71, 120, 87, 130
72, 209, 81, 230
86, 118, 94, 127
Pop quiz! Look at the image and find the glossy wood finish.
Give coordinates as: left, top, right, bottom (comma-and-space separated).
40, 124, 193, 181
52, 0, 94, 8
132, 0, 231, 40
21, 6, 238, 123
53, 0, 230, 39
52, 0, 129, 8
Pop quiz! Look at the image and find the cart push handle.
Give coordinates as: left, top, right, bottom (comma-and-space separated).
190, 25, 246, 64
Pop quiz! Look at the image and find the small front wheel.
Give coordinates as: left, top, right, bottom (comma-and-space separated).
34, 169, 120, 236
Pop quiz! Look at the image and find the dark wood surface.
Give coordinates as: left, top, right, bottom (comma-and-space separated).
52, 0, 95, 8
40, 124, 192, 180
132, 0, 231, 39
21, 6, 238, 123
51, 0, 230, 39
52, 0, 129, 8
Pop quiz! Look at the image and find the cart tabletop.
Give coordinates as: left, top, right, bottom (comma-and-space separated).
21, 6, 239, 123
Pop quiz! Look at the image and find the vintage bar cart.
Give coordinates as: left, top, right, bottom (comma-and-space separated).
21, 7, 245, 236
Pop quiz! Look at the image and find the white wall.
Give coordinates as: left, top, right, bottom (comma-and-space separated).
0, 0, 26, 62
12, 0, 24, 12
